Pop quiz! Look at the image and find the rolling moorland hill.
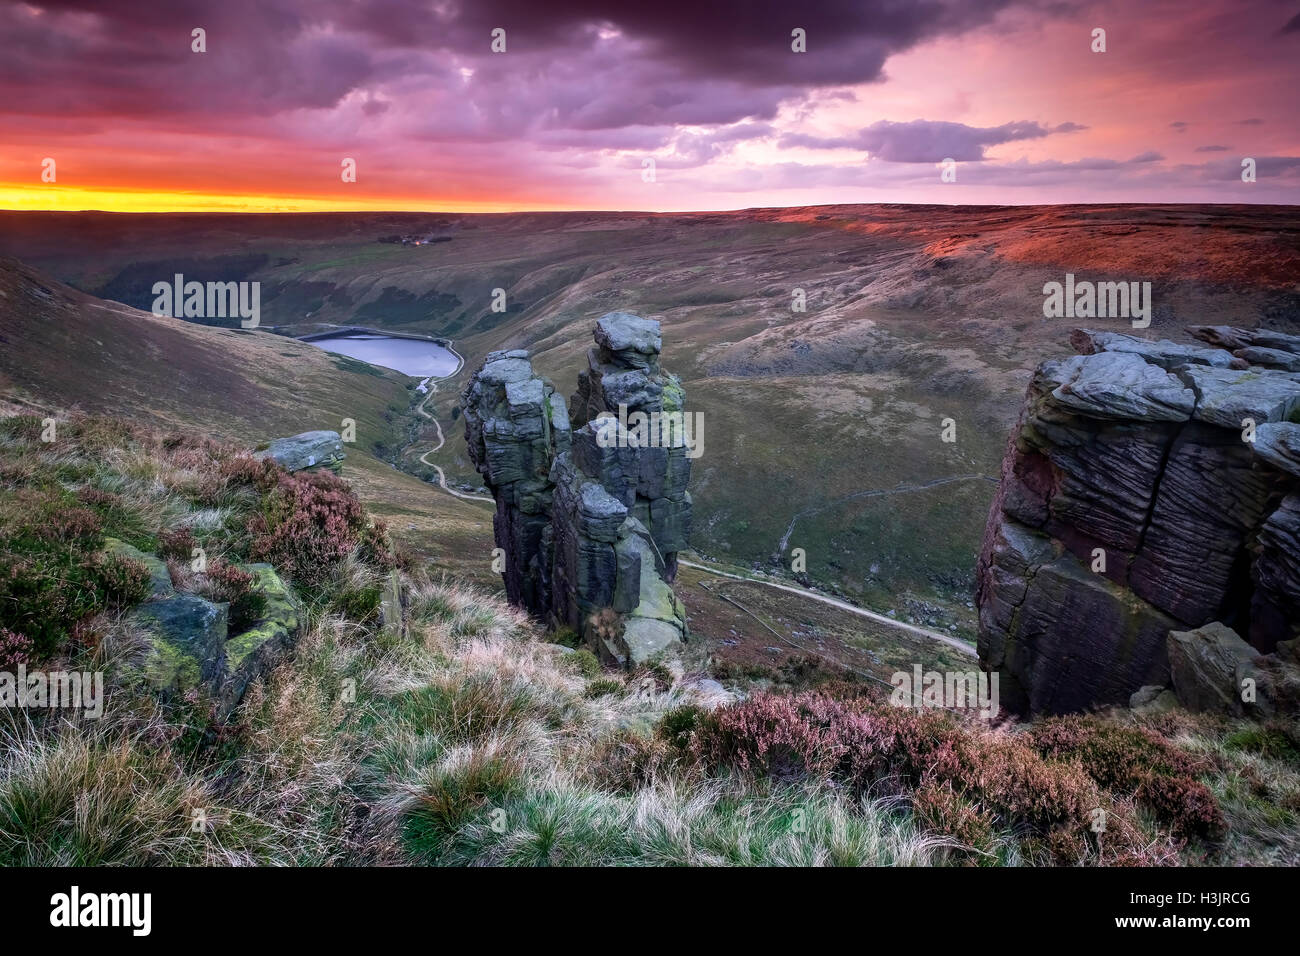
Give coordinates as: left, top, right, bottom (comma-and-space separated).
0, 256, 493, 581
0, 229, 1297, 864
3, 204, 1297, 639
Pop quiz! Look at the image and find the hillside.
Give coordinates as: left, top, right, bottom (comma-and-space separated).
0, 256, 498, 583
2, 407, 1296, 866
4, 205, 1296, 637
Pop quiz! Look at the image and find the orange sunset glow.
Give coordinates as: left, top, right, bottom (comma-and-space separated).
1, 0, 1297, 211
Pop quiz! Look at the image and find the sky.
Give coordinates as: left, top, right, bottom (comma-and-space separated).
1, 0, 1297, 212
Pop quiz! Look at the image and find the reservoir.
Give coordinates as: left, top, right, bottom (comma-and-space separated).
305, 332, 459, 378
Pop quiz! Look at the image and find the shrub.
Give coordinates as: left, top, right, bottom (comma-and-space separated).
90, 553, 152, 609
0, 497, 149, 656
912, 780, 999, 863
74, 487, 122, 510
358, 520, 395, 570
197, 561, 267, 633
1029, 715, 1225, 840
328, 582, 383, 623
0, 416, 45, 441
589, 730, 674, 792
158, 526, 198, 562
219, 454, 281, 493
406, 741, 527, 844
1225, 722, 1300, 762
4, 490, 103, 549
584, 677, 625, 699
246, 468, 368, 585
548, 626, 581, 649
0, 628, 32, 670
690, 691, 1167, 864
564, 648, 601, 680
658, 705, 704, 752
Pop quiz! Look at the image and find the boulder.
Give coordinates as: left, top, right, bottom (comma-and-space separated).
593, 312, 662, 370
1178, 365, 1300, 429
217, 563, 301, 716
1186, 325, 1255, 352
1253, 422, 1300, 479
1041, 351, 1195, 422
124, 556, 303, 718
255, 430, 346, 472
133, 594, 228, 693
1234, 346, 1300, 372
1167, 622, 1263, 717
1129, 685, 1178, 714
1072, 329, 1235, 369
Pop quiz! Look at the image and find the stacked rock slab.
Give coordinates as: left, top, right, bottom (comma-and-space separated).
462, 313, 692, 666
977, 326, 1300, 715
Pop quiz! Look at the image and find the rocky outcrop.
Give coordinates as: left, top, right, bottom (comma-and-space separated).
217, 563, 301, 716
978, 327, 1300, 715
255, 430, 346, 473
112, 541, 303, 717
1167, 622, 1265, 717
462, 313, 692, 666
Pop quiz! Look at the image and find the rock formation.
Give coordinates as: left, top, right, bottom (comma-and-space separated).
977, 326, 1300, 715
106, 538, 301, 719
462, 313, 692, 666
255, 430, 346, 473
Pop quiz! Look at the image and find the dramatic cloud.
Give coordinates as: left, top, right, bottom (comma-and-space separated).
0, 0, 1296, 209
780, 119, 1081, 161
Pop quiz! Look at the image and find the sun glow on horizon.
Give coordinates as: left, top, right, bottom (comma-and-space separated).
0, 185, 591, 214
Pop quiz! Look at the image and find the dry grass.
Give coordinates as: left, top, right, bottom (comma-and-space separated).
1, 408, 1294, 867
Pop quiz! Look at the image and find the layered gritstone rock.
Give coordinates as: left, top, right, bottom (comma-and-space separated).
978, 327, 1300, 715
462, 313, 692, 666
105, 538, 303, 719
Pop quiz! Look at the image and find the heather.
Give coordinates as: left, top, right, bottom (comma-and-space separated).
0, 408, 1296, 867
684, 691, 1171, 864
0, 411, 394, 664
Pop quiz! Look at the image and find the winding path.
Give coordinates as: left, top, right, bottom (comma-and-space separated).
679, 557, 976, 657
411, 344, 495, 504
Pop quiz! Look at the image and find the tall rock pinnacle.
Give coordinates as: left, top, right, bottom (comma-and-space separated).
461, 312, 693, 666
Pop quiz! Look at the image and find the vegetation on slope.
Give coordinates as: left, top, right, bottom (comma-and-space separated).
1, 409, 1295, 866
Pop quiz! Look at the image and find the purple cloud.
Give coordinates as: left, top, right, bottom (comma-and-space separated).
780, 118, 1077, 162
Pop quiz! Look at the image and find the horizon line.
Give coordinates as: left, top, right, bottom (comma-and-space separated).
2, 200, 1297, 216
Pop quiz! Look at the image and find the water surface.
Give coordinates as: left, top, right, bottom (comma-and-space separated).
308, 333, 458, 378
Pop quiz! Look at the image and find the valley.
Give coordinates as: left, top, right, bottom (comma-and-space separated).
2, 204, 1297, 640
